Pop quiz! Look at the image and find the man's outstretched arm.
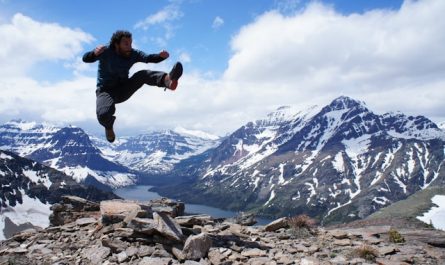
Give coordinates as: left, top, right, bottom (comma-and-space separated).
140, 50, 170, 64
83, 45, 106, 63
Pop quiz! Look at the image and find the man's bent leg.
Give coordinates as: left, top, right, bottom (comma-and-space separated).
118, 70, 166, 103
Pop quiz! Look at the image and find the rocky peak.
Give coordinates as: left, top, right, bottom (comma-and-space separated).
1, 196, 444, 264
328, 96, 367, 111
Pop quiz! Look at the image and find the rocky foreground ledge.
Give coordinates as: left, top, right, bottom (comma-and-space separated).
1, 196, 444, 265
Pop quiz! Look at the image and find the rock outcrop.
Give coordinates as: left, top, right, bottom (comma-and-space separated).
1, 196, 444, 264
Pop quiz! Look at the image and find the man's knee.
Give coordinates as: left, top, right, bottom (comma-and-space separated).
131, 70, 165, 87
97, 112, 115, 129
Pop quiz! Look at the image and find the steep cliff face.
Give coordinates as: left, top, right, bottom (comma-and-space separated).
157, 96, 445, 224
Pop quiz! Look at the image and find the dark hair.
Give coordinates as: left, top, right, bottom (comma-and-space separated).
110, 30, 132, 48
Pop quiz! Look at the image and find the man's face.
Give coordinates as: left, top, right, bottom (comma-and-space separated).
116, 37, 132, 57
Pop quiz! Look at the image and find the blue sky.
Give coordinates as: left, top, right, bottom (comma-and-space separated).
1, 0, 444, 136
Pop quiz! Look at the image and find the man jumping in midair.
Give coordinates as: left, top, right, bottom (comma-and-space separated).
83, 30, 183, 143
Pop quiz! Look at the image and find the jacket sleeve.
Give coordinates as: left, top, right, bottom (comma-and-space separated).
82, 50, 98, 63
136, 50, 166, 64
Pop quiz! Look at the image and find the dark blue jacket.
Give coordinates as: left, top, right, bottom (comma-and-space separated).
82, 46, 165, 89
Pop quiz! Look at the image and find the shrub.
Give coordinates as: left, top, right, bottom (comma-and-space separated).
287, 214, 317, 238
352, 245, 378, 262
388, 228, 405, 243
288, 214, 316, 230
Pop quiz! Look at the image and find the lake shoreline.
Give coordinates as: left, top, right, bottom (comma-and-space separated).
113, 185, 273, 226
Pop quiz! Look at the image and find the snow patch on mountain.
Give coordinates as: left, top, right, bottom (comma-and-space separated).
0, 153, 13, 160
0, 191, 51, 240
23, 169, 52, 188
417, 195, 445, 231
174, 127, 219, 141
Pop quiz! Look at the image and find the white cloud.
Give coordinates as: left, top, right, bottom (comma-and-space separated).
0, 13, 93, 77
212, 16, 224, 29
0, 13, 96, 126
0, 76, 96, 123
134, 2, 183, 47
220, 0, 445, 124
134, 3, 183, 30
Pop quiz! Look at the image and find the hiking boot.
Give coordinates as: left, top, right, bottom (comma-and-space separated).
164, 62, 183, 91
105, 127, 115, 143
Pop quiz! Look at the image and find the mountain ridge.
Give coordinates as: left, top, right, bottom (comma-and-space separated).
154, 96, 445, 225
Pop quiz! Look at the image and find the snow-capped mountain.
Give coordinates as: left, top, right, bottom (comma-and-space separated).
0, 150, 118, 240
155, 96, 445, 224
0, 120, 136, 188
91, 127, 221, 175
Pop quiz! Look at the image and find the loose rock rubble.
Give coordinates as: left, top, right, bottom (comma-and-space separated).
1, 196, 444, 265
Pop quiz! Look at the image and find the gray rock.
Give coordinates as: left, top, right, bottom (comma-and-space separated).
153, 212, 184, 242
378, 246, 400, 256
329, 229, 350, 239
175, 215, 214, 227
138, 257, 173, 265
100, 200, 151, 225
182, 233, 213, 260
75, 217, 97, 226
333, 239, 351, 246
207, 248, 226, 264
151, 246, 173, 258
248, 257, 277, 265
138, 245, 155, 257
127, 217, 157, 235
113, 227, 135, 237
264, 217, 288, 232
126, 246, 139, 257
227, 212, 257, 226
241, 248, 267, 257
117, 251, 129, 263
149, 197, 185, 217
101, 237, 128, 253
82, 246, 111, 264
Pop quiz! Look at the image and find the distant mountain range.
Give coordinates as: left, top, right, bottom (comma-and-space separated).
0, 120, 221, 188
91, 127, 220, 176
154, 96, 445, 224
1, 96, 444, 226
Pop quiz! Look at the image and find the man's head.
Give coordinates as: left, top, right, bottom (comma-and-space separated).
110, 30, 132, 57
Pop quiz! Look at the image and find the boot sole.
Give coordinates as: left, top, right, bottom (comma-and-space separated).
169, 62, 183, 81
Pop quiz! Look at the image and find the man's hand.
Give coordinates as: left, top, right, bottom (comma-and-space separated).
94, 45, 106, 56
159, 50, 170, 59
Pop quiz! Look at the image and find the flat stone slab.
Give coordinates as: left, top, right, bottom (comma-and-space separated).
100, 200, 151, 225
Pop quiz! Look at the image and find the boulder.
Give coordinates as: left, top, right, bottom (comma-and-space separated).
264, 217, 288, 232
175, 214, 214, 227
127, 218, 157, 235
228, 212, 257, 226
153, 212, 184, 242
149, 197, 185, 217
100, 200, 152, 225
182, 233, 213, 260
